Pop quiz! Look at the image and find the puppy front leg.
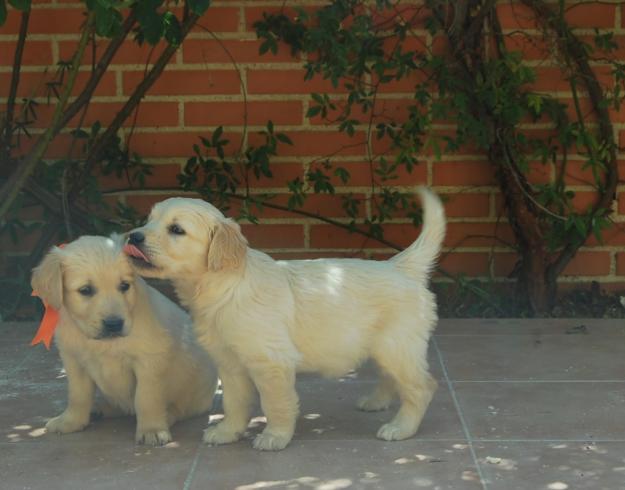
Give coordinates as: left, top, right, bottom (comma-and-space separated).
203, 370, 254, 446
46, 355, 94, 434
134, 372, 171, 446
250, 365, 298, 451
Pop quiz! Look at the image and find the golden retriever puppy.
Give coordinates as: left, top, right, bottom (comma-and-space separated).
31, 236, 217, 445
125, 187, 445, 451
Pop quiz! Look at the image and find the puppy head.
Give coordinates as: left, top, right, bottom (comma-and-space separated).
31, 236, 138, 340
125, 198, 247, 280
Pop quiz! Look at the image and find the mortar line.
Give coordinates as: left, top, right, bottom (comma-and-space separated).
434, 338, 488, 490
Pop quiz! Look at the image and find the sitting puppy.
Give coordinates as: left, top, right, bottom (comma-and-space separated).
31, 235, 217, 445
125, 187, 445, 450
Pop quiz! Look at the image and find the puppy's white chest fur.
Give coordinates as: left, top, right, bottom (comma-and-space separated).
83, 351, 136, 412
58, 325, 137, 413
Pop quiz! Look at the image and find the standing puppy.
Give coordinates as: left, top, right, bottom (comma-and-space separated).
32, 236, 217, 445
125, 187, 445, 451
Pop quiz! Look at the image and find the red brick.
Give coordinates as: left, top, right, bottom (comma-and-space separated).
493, 252, 518, 277
497, 3, 537, 29
585, 224, 625, 246
129, 131, 242, 158
123, 70, 241, 96
247, 131, 367, 157
18, 134, 84, 159
433, 161, 495, 186
183, 39, 295, 64
616, 252, 625, 275
438, 252, 490, 277
3, 8, 86, 34
562, 251, 611, 276
243, 193, 366, 219
527, 162, 552, 185
503, 33, 550, 61
531, 66, 613, 92
376, 70, 427, 94
310, 223, 421, 249
22, 102, 179, 129
0, 71, 116, 98
565, 3, 616, 29
248, 162, 303, 188
98, 163, 181, 191
241, 224, 304, 248
571, 191, 597, 213
308, 160, 427, 188
0, 40, 53, 66
125, 193, 177, 215
59, 39, 168, 66
184, 101, 303, 126
442, 193, 490, 218
445, 222, 515, 248
270, 251, 366, 260
191, 7, 241, 33
309, 97, 420, 126
619, 189, 625, 215
247, 69, 347, 94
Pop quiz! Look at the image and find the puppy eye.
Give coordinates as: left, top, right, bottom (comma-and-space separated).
119, 281, 131, 293
168, 224, 185, 235
78, 285, 95, 297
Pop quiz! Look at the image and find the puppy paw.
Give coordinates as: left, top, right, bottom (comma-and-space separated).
136, 428, 172, 446
252, 431, 292, 451
45, 413, 89, 434
202, 424, 242, 446
376, 422, 415, 441
356, 394, 391, 412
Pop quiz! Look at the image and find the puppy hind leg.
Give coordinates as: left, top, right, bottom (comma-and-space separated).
203, 370, 255, 446
372, 339, 437, 441
356, 372, 395, 412
250, 365, 298, 451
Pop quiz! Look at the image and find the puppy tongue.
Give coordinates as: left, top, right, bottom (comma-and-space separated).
123, 244, 150, 263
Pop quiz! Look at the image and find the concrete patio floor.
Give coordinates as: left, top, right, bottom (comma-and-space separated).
1, 318, 625, 489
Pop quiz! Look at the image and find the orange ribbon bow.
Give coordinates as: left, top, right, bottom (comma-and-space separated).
31, 244, 65, 350
30, 292, 59, 350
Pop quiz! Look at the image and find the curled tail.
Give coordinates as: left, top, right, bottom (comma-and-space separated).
390, 187, 446, 282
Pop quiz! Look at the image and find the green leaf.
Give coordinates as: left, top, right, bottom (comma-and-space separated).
0, 0, 7, 26
276, 133, 293, 145
188, 0, 210, 16
163, 12, 181, 46
8, 0, 29, 11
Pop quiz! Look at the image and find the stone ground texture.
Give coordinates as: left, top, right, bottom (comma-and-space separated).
2, 319, 625, 489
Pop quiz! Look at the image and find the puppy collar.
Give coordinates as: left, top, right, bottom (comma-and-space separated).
31, 244, 65, 350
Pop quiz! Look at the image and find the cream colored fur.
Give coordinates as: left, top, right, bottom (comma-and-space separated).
31, 236, 217, 445
128, 187, 446, 450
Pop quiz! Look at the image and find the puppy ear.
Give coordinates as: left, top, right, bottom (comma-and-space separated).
31, 247, 64, 309
207, 219, 248, 272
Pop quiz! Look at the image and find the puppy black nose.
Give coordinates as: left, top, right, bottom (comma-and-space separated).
102, 316, 124, 333
128, 232, 144, 245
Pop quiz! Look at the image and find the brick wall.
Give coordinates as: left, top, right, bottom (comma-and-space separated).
2, 1, 625, 288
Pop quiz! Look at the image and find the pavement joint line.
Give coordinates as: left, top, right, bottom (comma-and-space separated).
473, 439, 625, 443
433, 338, 489, 490
4, 348, 36, 380
452, 380, 625, 383
182, 443, 202, 490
